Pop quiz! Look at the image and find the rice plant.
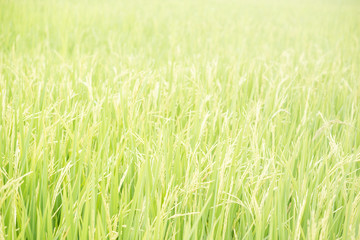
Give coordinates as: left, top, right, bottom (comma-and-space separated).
0, 0, 360, 239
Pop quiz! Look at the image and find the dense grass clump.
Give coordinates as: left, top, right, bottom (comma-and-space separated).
1, 0, 360, 239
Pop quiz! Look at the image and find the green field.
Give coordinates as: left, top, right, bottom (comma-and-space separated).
1, 0, 360, 239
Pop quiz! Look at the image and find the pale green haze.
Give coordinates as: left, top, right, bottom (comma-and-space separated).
1, 0, 360, 239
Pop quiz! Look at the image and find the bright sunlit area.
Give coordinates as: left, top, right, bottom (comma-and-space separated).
0, 0, 360, 239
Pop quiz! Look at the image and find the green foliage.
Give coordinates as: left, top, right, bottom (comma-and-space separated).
0, 0, 360, 239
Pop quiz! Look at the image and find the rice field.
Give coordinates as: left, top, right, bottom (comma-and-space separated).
1, 0, 360, 239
